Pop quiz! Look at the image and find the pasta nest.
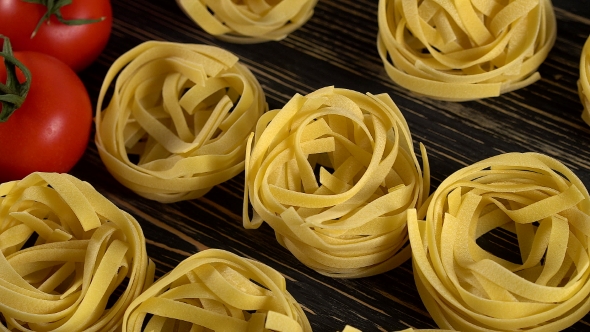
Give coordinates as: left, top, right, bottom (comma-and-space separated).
122, 249, 311, 332
580, 35, 590, 126
0, 173, 154, 332
176, 0, 319, 43
377, 0, 557, 101
244, 86, 430, 278
95, 41, 267, 203
408, 153, 590, 331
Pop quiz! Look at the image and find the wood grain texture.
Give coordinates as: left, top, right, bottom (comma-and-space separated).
69, 0, 590, 330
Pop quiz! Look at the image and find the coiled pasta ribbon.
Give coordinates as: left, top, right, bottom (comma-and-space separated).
176, 0, 319, 43
580, 35, 590, 126
122, 249, 311, 332
408, 153, 590, 331
95, 41, 267, 203
377, 0, 557, 101
341, 325, 450, 331
244, 86, 429, 278
0, 172, 154, 331
399, 328, 453, 332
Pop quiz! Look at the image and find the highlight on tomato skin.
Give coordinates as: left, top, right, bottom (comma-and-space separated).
0, 0, 113, 72
0, 47, 93, 183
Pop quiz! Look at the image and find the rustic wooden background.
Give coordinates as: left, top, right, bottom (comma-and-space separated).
72, 0, 590, 330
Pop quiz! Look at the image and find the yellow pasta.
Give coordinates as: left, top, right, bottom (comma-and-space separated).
408, 152, 590, 331
95, 41, 267, 203
122, 248, 311, 332
0, 172, 154, 331
580, 35, 590, 126
396, 329, 452, 332
340, 326, 451, 331
176, 0, 319, 43
244, 86, 429, 278
377, 0, 557, 101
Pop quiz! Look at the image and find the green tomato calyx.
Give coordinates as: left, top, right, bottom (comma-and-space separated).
0, 37, 32, 123
25, 0, 106, 38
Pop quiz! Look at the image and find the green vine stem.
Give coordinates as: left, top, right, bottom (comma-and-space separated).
0, 37, 32, 123
24, 0, 105, 38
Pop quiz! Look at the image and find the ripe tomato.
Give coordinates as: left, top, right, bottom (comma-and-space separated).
0, 51, 93, 183
0, 0, 112, 72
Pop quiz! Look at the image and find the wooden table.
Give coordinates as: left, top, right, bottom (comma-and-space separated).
71, 0, 590, 330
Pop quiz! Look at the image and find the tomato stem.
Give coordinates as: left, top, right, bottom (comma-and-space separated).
0, 37, 32, 123
23, 0, 106, 38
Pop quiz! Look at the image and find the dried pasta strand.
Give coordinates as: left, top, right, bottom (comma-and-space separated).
244, 86, 429, 278
0, 172, 154, 332
122, 248, 311, 332
377, 0, 557, 101
408, 152, 590, 331
176, 0, 319, 43
340, 326, 451, 331
95, 41, 267, 203
396, 329, 452, 332
580, 35, 590, 126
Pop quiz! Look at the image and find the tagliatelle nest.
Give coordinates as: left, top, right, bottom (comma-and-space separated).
176, 0, 319, 43
0, 172, 154, 332
377, 0, 557, 101
408, 152, 590, 331
244, 86, 429, 278
122, 249, 311, 332
95, 41, 267, 203
580, 35, 590, 126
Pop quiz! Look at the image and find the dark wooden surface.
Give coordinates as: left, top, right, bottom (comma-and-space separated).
71, 0, 590, 330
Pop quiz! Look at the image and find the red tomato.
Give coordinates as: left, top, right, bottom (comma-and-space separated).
0, 51, 93, 183
0, 0, 112, 72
